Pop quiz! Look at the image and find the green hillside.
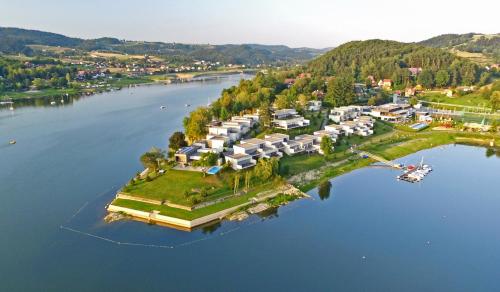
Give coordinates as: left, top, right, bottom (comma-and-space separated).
418, 33, 500, 63
0, 27, 326, 65
308, 39, 484, 87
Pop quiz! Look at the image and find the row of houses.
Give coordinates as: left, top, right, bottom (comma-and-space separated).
175, 107, 322, 170
325, 116, 374, 137
175, 114, 260, 165
225, 130, 339, 170
271, 109, 310, 130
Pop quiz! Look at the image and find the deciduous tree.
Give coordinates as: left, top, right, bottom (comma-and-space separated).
168, 131, 187, 150
320, 136, 334, 156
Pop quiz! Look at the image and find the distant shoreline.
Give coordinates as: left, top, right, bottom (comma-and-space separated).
0, 71, 256, 103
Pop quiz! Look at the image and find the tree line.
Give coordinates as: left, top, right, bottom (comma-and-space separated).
0, 57, 77, 92
308, 39, 492, 89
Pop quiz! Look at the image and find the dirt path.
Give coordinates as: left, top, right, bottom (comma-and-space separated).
287, 158, 350, 186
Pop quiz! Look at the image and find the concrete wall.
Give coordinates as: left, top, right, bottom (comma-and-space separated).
116, 193, 162, 205
107, 201, 252, 229
117, 193, 193, 211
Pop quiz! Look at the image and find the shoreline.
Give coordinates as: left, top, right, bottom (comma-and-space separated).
107, 183, 307, 230
1, 71, 254, 102
296, 132, 499, 192
107, 131, 499, 231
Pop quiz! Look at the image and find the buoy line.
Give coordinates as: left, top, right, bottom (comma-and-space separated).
59, 185, 304, 249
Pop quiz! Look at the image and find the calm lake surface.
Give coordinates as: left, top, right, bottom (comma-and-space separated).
1, 75, 500, 291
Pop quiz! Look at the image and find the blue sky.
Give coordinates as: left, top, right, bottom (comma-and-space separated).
0, 0, 498, 48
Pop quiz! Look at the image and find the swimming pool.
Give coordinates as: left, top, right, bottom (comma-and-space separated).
410, 123, 428, 130
206, 166, 222, 174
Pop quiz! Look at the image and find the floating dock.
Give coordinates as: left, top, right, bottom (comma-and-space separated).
397, 160, 433, 183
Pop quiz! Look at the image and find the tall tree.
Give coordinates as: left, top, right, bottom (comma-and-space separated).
253, 157, 279, 181
168, 131, 187, 150
320, 136, 334, 156
326, 74, 355, 106
435, 69, 450, 87
183, 107, 212, 142
258, 101, 272, 128
140, 147, 165, 172
490, 91, 500, 112
274, 94, 292, 109
417, 69, 434, 88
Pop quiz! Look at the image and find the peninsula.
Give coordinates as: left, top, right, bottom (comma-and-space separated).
106, 39, 500, 230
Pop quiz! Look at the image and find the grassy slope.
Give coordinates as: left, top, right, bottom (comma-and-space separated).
420, 92, 491, 108
112, 182, 276, 220
123, 169, 230, 205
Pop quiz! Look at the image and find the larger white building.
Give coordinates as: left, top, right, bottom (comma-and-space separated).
272, 109, 310, 130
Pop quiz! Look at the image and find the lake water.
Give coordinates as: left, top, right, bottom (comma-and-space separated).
1, 76, 500, 291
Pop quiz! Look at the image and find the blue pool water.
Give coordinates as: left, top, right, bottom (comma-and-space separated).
206, 166, 222, 174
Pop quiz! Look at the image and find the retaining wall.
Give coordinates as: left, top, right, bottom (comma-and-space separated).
107, 201, 252, 229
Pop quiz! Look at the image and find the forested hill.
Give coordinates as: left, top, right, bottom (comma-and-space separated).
0, 27, 326, 65
418, 33, 500, 62
307, 39, 483, 87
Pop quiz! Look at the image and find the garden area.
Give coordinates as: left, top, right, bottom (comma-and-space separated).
419, 91, 492, 109
122, 169, 232, 206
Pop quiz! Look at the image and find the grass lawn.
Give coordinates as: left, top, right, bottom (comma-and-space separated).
122, 169, 231, 206
420, 92, 491, 109
113, 182, 277, 220
111, 77, 154, 87
279, 153, 326, 176
363, 131, 499, 162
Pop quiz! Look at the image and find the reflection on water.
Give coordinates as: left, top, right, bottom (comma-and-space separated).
255, 206, 279, 218
318, 180, 332, 200
485, 147, 500, 158
1, 92, 80, 109
201, 222, 222, 234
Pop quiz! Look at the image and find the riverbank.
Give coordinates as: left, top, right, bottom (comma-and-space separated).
293, 130, 500, 192
106, 119, 499, 231
1, 71, 256, 102
0, 76, 155, 101
107, 183, 306, 230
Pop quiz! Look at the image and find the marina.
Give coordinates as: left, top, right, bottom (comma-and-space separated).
355, 149, 433, 183
397, 158, 433, 183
